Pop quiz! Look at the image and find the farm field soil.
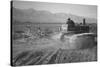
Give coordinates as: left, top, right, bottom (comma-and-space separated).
12, 34, 97, 66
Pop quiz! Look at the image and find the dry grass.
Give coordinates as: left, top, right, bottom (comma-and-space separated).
12, 46, 97, 66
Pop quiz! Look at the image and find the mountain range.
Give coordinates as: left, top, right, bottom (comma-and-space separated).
12, 7, 97, 23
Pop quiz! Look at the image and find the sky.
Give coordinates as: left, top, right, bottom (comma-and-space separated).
13, 1, 97, 19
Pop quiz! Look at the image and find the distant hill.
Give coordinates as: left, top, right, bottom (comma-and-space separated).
12, 7, 97, 23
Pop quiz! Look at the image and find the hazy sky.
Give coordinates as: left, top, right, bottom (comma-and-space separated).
13, 1, 97, 19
